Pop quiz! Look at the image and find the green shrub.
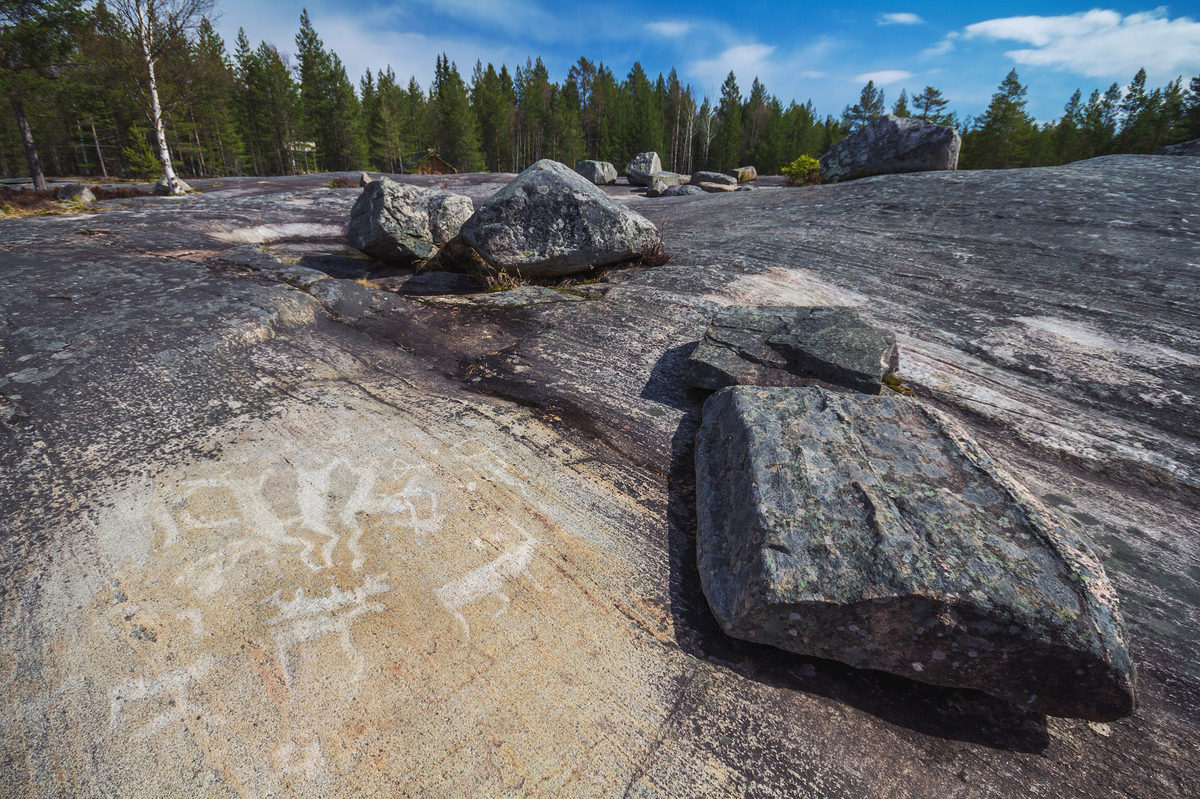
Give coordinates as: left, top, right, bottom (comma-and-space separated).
781, 155, 821, 186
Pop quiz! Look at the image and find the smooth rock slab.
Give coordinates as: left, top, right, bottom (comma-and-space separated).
625, 152, 662, 186
458, 159, 661, 278
348, 178, 474, 265
685, 306, 899, 394
575, 160, 618, 185
821, 114, 960, 182
695, 385, 1136, 721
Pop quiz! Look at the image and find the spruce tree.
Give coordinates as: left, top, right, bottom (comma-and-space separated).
892, 89, 910, 118
432, 54, 482, 171
964, 69, 1034, 169
842, 81, 885, 130
712, 71, 742, 169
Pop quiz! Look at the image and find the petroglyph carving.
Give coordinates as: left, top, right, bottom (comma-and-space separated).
263, 574, 390, 685
108, 655, 224, 741
435, 523, 542, 641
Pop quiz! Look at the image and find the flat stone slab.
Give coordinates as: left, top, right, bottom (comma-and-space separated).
695, 385, 1136, 720
685, 305, 899, 394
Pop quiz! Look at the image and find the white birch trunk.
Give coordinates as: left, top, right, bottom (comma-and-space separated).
137, 1, 189, 194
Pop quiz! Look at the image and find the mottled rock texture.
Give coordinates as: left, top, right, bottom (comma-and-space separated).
685, 305, 899, 393
348, 177, 473, 264
647, 177, 669, 197
625, 151, 662, 186
699, 182, 736, 193
574, 159, 618, 185
690, 170, 738, 187
821, 114, 960, 182
1155, 138, 1200, 156
730, 166, 758, 183
55, 183, 94, 203
651, 171, 689, 186
458, 159, 660, 277
696, 385, 1136, 720
662, 183, 705, 197
153, 174, 192, 195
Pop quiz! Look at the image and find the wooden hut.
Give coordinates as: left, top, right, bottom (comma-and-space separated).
403, 149, 457, 175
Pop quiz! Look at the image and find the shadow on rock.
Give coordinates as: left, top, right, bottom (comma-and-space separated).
656, 358, 1051, 754
639, 340, 700, 411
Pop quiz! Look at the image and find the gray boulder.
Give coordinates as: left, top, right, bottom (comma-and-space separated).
650, 171, 688, 186
625, 152, 662, 186
698, 182, 736, 193
695, 385, 1136, 721
56, 183, 95, 203
458, 159, 661, 278
348, 178, 474, 265
153, 174, 192, 196
646, 177, 669, 197
358, 171, 374, 187
689, 171, 737, 187
820, 114, 960, 182
685, 306, 898, 394
729, 166, 757, 183
1155, 138, 1200, 156
575, 160, 618, 185
661, 184, 706, 197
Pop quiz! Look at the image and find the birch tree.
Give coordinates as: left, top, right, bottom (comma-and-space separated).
111, 0, 211, 194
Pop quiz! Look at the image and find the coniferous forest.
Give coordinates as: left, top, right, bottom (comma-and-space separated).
3, 1, 1199, 185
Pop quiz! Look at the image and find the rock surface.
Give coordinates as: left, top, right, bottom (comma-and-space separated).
458, 159, 661, 277
685, 305, 899, 393
348, 177, 473, 264
1, 157, 1198, 798
690, 171, 738, 187
55, 183, 94, 203
625, 152, 662, 185
651, 171, 689, 186
821, 114, 960, 182
699, 181, 736, 193
574, 159, 618, 184
730, 166, 758, 183
696, 385, 1136, 720
1155, 138, 1200, 157
662, 184, 706, 197
647, 176, 669, 197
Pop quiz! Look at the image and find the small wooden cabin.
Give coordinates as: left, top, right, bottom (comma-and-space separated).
404, 150, 457, 175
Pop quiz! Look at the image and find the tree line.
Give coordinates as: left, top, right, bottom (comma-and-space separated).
3, 1, 1199, 186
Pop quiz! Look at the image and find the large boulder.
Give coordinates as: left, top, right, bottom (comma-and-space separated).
625, 152, 662, 186
153, 174, 192, 196
575, 160, 618, 185
662, 184, 706, 197
695, 385, 1136, 721
650, 171, 688, 186
458, 159, 661, 278
56, 183, 95, 203
689, 171, 737, 187
348, 178, 474, 265
729, 166, 757, 183
820, 114, 960, 182
685, 306, 898, 394
1155, 138, 1200, 157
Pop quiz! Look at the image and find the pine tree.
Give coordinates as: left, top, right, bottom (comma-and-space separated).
842, 81, 885, 130
892, 89, 910, 118
432, 54, 481, 171
912, 86, 951, 125
711, 71, 742, 169
963, 69, 1034, 169
1052, 89, 1083, 164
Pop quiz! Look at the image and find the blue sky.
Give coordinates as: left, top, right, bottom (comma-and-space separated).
216, 2, 1200, 122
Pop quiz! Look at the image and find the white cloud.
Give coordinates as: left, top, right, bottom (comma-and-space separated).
878, 12, 924, 26
922, 33, 958, 57
963, 8, 1200, 78
854, 70, 913, 85
689, 43, 778, 89
646, 20, 691, 38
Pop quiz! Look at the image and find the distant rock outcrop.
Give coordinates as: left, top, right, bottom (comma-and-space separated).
458, 159, 661, 278
1155, 138, 1200, 157
820, 115, 960, 182
689, 171, 737, 187
348, 177, 474, 265
695, 385, 1137, 721
575, 160, 618, 185
625, 152, 662, 186
685, 306, 898, 394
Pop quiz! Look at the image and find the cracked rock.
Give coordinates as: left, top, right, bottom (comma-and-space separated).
684, 305, 899, 394
348, 177, 474, 265
695, 385, 1137, 720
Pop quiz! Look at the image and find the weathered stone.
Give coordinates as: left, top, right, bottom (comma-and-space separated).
684, 305, 898, 394
359, 171, 374, 186
575, 160, 618, 185
55, 183, 94, 203
695, 385, 1136, 721
690, 171, 738, 187
625, 152, 662, 186
153, 174, 193, 195
821, 114, 960, 182
1155, 138, 1200, 157
458, 159, 660, 277
661, 184, 706, 197
646, 177, 669, 197
348, 177, 474, 264
698, 182, 736, 193
735, 185, 756, 192
729, 166, 758, 183
650, 171, 688, 186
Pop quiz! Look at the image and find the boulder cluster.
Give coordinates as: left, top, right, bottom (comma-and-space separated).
348, 159, 662, 279
571, 152, 759, 197
688, 306, 1136, 721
